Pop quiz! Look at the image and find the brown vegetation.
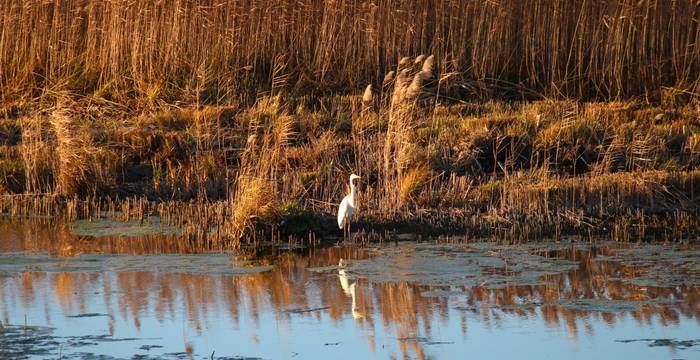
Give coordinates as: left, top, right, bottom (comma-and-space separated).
2, 1, 700, 101
1, 2, 700, 246
1, 90, 699, 246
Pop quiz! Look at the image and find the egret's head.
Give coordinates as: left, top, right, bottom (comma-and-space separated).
349, 173, 361, 182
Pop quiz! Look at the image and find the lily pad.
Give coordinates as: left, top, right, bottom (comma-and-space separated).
285, 306, 329, 314
67, 313, 111, 318
497, 302, 543, 310
397, 336, 454, 345
420, 289, 466, 298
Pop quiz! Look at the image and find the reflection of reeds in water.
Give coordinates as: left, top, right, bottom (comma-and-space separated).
1, 244, 698, 360
0, 220, 220, 255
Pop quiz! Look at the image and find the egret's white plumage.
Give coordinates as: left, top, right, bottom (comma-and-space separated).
337, 174, 360, 230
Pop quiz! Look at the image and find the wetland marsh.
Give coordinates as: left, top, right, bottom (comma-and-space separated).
2, 2, 700, 358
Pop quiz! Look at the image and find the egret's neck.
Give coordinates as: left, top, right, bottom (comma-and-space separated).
349, 180, 357, 197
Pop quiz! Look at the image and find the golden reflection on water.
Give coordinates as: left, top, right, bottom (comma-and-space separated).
0, 220, 219, 255
1, 221, 699, 359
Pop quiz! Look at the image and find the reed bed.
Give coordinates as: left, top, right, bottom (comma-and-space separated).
1, 0, 700, 102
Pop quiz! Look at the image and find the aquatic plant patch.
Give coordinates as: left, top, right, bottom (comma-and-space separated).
340, 242, 580, 288
553, 298, 674, 313
0, 254, 272, 276
616, 338, 700, 350
71, 217, 181, 237
596, 245, 700, 286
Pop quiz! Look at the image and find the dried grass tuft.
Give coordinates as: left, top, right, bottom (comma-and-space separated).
399, 165, 431, 203
228, 176, 274, 242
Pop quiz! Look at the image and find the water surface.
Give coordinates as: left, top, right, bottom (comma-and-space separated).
1, 220, 699, 359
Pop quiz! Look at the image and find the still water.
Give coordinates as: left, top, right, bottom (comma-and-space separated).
0, 220, 699, 359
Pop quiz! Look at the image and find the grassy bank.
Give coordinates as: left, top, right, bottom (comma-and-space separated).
1, 82, 699, 246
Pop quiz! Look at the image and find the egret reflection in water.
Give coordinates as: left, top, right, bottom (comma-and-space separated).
338, 258, 363, 319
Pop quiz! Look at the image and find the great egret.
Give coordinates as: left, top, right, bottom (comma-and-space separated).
337, 173, 360, 239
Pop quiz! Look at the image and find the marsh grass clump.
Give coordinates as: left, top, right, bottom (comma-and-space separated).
228, 176, 275, 243
50, 107, 92, 196
380, 55, 441, 211
220, 98, 297, 244
399, 165, 432, 203
19, 115, 57, 194
50, 104, 118, 196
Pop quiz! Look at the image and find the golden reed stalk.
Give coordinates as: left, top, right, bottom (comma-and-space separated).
1, 0, 699, 100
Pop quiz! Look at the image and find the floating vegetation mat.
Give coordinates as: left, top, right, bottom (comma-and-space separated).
596, 245, 700, 287
0, 254, 272, 276
351, 241, 700, 288
616, 338, 700, 350
337, 242, 581, 289
552, 298, 675, 313
0, 325, 58, 359
0, 323, 262, 360
71, 217, 181, 237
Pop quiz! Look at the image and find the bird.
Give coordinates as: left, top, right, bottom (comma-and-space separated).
337, 173, 361, 239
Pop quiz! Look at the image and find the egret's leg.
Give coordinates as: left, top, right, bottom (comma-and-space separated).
348, 222, 352, 242
343, 221, 347, 242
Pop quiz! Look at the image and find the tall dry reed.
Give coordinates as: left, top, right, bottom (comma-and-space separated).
1, 0, 699, 102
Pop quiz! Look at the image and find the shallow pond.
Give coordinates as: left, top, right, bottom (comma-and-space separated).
0, 220, 699, 359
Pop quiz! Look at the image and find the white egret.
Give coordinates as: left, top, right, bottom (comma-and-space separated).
337, 173, 360, 239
